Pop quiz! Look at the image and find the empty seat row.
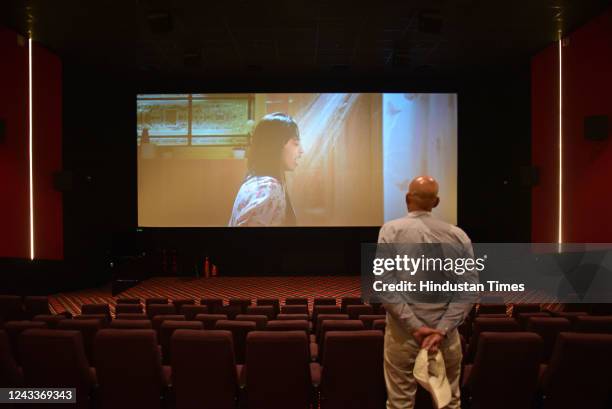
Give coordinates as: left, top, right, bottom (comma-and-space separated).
0, 295, 50, 321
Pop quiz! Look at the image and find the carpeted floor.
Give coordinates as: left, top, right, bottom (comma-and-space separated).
49, 276, 361, 315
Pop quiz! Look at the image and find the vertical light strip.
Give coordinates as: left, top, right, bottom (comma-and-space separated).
28, 37, 35, 260
557, 37, 563, 247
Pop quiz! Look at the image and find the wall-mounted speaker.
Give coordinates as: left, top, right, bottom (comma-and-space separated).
584, 115, 609, 141
0, 119, 5, 144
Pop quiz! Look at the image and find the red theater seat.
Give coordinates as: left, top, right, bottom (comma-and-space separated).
145, 297, 169, 305
573, 315, 612, 333
511, 303, 541, 317
179, 304, 208, 320
147, 303, 177, 319
246, 305, 275, 320
115, 312, 148, 320
19, 329, 94, 409
312, 306, 342, 328
4, 320, 47, 363
109, 319, 152, 329
315, 313, 349, 335
285, 297, 308, 305
228, 298, 252, 314
194, 314, 228, 329
315, 330, 385, 409
57, 318, 103, 364
0, 296, 23, 321
340, 297, 363, 313
23, 296, 50, 319
74, 314, 108, 327
200, 298, 224, 314
235, 314, 268, 330
172, 299, 195, 310
159, 320, 203, 364
0, 329, 23, 386
33, 314, 67, 328
541, 332, 612, 409
257, 298, 280, 317
215, 320, 256, 364
94, 329, 170, 409
314, 297, 337, 306
152, 315, 185, 337
465, 317, 521, 363
80, 303, 111, 322
281, 305, 308, 315
359, 314, 386, 330
266, 320, 310, 333
116, 297, 141, 304
372, 319, 386, 332
463, 332, 543, 409
314, 320, 365, 361
477, 303, 507, 315
525, 317, 572, 362
245, 331, 311, 409
277, 313, 309, 321
115, 303, 143, 314
171, 329, 239, 409
516, 312, 552, 329
346, 304, 374, 320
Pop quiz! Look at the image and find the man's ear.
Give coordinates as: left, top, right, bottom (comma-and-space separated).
433, 197, 440, 209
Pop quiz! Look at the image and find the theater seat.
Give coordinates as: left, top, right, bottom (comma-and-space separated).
159, 320, 203, 363
285, 297, 308, 305
115, 304, 143, 314
171, 329, 239, 409
4, 320, 47, 363
245, 331, 311, 409
257, 298, 280, 317
314, 297, 337, 306
372, 319, 386, 332
57, 318, 103, 364
235, 314, 268, 330
511, 303, 541, 317
0, 329, 23, 387
147, 303, 177, 320
281, 305, 309, 315
116, 297, 141, 304
228, 298, 252, 314
573, 315, 612, 334
359, 314, 386, 330
340, 297, 363, 313
266, 320, 309, 333
314, 320, 365, 361
315, 330, 385, 409
194, 313, 228, 329
312, 306, 342, 330
19, 329, 94, 409
80, 303, 111, 322
152, 314, 185, 337
525, 317, 571, 362
463, 332, 543, 409
23, 296, 50, 319
246, 305, 275, 320
0, 296, 23, 321
94, 329, 170, 409
276, 313, 309, 321
200, 298, 224, 314
346, 304, 374, 320
109, 319, 152, 329
215, 320, 256, 364
465, 317, 521, 363
33, 314, 67, 328
541, 332, 612, 409
179, 304, 209, 320
145, 297, 169, 306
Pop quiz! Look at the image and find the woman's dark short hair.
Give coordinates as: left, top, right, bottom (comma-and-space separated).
247, 112, 299, 179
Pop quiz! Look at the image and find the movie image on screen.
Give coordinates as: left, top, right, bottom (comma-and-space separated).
137, 93, 457, 227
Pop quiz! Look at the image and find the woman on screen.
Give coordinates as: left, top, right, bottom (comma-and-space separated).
228, 112, 304, 227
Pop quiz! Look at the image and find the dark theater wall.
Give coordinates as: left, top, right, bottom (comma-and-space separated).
0, 26, 63, 259
532, 8, 612, 243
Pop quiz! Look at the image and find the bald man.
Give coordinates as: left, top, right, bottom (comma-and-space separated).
378, 176, 474, 409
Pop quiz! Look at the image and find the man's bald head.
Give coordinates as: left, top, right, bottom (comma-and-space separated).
406, 176, 440, 212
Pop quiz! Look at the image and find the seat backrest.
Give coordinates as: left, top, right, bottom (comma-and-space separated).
194, 314, 228, 329
171, 329, 238, 409
172, 299, 195, 309
94, 329, 165, 409
280, 305, 308, 315
466, 317, 521, 363
23, 296, 50, 318
319, 320, 365, 358
315, 314, 349, 336
159, 320, 203, 363
340, 297, 363, 313
145, 297, 169, 305
228, 298, 251, 314
516, 312, 552, 329
19, 329, 92, 407
346, 304, 374, 320
511, 303, 541, 317
266, 320, 309, 333
573, 315, 612, 334
115, 313, 148, 320
257, 298, 280, 316
320, 331, 385, 409
80, 304, 111, 321
4, 320, 47, 363
115, 304, 143, 315
152, 315, 185, 336
57, 319, 103, 364
542, 332, 612, 409
285, 297, 308, 305
372, 319, 386, 332
245, 305, 275, 320
466, 332, 542, 409
525, 317, 571, 362
214, 320, 256, 364
179, 305, 209, 321
246, 331, 311, 409
200, 298, 223, 314
116, 297, 141, 304
359, 315, 387, 330
277, 313, 309, 321
314, 297, 337, 306
0, 296, 23, 321
312, 307, 342, 330
477, 303, 507, 315
147, 303, 177, 319
33, 314, 67, 329
0, 329, 22, 387
235, 314, 268, 330
109, 319, 152, 329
